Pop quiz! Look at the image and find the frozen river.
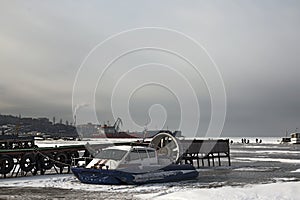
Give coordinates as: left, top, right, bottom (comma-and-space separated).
0, 138, 299, 199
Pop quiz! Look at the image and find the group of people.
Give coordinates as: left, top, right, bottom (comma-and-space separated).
255, 138, 263, 143
241, 138, 250, 144
230, 138, 263, 144
240, 138, 262, 144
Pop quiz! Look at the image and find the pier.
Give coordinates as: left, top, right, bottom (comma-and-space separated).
179, 139, 231, 167
150, 133, 231, 168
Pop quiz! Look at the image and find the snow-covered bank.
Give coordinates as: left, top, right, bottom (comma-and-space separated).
137, 181, 300, 200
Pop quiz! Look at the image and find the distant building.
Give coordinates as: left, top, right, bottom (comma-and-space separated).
38, 118, 50, 124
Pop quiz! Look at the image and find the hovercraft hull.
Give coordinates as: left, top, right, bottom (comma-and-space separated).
71, 164, 198, 185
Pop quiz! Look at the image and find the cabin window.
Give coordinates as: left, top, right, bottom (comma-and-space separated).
138, 149, 148, 159
148, 150, 156, 158
128, 149, 140, 161
96, 149, 127, 161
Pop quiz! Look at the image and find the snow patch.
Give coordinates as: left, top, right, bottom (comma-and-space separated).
291, 169, 300, 173
273, 177, 298, 182
235, 157, 300, 164
233, 166, 279, 172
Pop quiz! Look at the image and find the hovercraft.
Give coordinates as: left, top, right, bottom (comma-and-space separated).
71, 133, 199, 185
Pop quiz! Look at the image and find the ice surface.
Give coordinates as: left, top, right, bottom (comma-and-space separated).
1, 137, 299, 199
3, 174, 299, 200
137, 182, 300, 200
231, 150, 300, 154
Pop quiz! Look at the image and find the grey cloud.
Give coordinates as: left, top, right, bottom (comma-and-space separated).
0, 1, 300, 136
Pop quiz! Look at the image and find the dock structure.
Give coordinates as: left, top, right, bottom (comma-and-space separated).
0, 135, 87, 178
178, 139, 231, 167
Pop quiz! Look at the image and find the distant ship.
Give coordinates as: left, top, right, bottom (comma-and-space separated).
79, 118, 181, 139
290, 132, 300, 144
280, 129, 300, 144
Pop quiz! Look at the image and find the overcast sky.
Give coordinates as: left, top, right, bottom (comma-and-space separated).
1, 1, 300, 137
